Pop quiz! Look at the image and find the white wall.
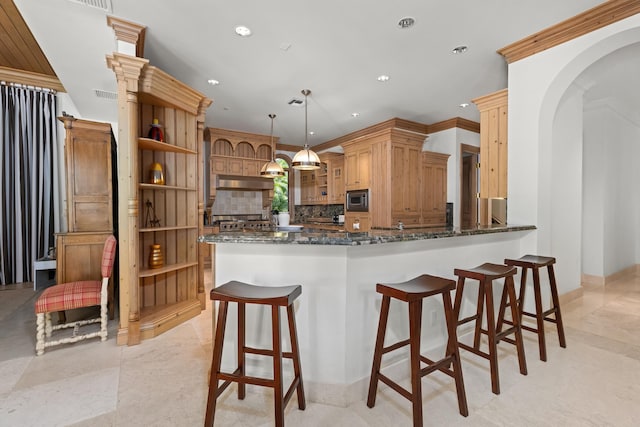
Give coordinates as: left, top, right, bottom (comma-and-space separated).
508, 14, 640, 293
424, 128, 480, 228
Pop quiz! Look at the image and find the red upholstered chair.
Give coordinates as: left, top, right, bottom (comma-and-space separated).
35, 235, 117, 356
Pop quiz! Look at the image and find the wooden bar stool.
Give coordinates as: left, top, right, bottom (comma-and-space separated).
204, 281, 306, 427
497, 255, 567, 362
452, 263, 527, 395
367, 274, 469, 427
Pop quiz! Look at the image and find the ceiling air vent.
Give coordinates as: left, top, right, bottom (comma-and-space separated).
67, 0, 112, 12
288, 98, 305, 107
94, 89, 117, 100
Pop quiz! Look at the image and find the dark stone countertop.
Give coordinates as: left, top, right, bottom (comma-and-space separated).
198, 224, 536, 246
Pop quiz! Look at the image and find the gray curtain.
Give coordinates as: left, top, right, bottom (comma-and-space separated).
0, 84, 57, 285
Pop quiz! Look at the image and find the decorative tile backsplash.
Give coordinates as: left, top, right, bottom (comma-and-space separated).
294, 204, 344, 223
212, 190, 264, 215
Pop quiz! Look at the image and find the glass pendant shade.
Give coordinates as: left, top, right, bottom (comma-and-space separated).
260, 114, 285, 178
292, 89, 320, 170
291, 146, 321, 170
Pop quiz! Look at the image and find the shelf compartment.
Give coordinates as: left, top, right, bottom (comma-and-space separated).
139, 261, 198, 278
139, 183, 196, 191
138, 137, 197, 155
139, 225, 198, 233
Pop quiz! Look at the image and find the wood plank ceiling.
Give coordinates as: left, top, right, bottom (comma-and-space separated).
0, 0, 64, 91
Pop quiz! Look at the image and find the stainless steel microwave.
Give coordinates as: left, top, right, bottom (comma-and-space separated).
346, 189, 369, 212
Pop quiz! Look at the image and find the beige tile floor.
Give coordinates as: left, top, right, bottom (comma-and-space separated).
2, 270, 640, 426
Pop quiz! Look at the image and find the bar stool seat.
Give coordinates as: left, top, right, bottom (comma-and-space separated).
453, 263, 527, 395
367, 274, 468, 427
204, 281, 305, 427
498, 255, 567, 361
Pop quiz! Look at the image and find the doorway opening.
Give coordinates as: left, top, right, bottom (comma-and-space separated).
460, 144, 479, 229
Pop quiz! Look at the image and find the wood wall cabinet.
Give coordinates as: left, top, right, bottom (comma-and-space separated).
59, 117, 114, 233
421, 151, 450, 226
297, 153, 344, 206
390, 141, 422, 226
108, 53, 211, 346
328, 155, 345, 204
205, 128, 276, 201
473, 89, 508, 199
344, 144, 371, 191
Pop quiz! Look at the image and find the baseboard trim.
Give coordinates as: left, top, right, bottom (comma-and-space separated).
581, 264, 639, 288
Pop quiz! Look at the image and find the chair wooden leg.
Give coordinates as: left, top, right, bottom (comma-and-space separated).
36, 313, 45, 356
532, 268, 547, 361
45, 312, 52, 337
506, 276, 527, 376
408, 299, 424, 427
548, 265, 567, 348
237, 302, 246, 399
442, 291, 468, 417
518, 267, 528, 322
205, 300, 229, 427
271, 305, 284, 427
367, 295, 390, 408
483, 280, 500, 395
287, 305, 306, 409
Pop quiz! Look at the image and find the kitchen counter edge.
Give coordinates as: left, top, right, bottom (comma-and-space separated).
198, 224, 537, 246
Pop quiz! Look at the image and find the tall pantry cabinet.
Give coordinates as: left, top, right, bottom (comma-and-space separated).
108, 53, 212, 345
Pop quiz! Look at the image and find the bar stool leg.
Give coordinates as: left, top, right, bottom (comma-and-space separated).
442, 291, 469, 417
287, 304, 306, 409
548, 265, 567, 348
483, 279, 500, 395
367, 295, 391, 408
532, 267, 548, 361
473, 282, 485, 349
205, 300, 229, 427
238, 302, 246, 399
408, 299, 424, 427
506, 276, 528, 375
271, 305, 284, 427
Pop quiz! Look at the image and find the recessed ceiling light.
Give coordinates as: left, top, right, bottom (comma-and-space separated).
207, 79, 220, 86
377, 75, 390, 82
397, 17, 415, 29
459, 103, 470, 108
235, 25, 252, 37
309, 131, 315, 136
452, 45, 468, 54
351, 112, 360, 118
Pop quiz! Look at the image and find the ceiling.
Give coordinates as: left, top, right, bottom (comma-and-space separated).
6, 0, 638, 149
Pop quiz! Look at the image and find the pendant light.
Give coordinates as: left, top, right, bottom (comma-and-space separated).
292, 89, 321, 170
260, 113, 285, 178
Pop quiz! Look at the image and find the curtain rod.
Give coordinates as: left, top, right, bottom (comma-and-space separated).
0, 81, 57, 94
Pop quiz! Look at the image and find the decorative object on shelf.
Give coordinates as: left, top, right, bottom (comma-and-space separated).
147, 118, 164, 142
150, 162, 165, 185
260, 113, 285, 178
149, 244, 164, 269
144, 199, 161, 228
292, 89, 321, 170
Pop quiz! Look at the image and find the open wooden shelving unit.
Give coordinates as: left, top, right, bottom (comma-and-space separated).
108, 52, 212, 345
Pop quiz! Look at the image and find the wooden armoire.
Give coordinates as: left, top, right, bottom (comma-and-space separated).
57, 117, 117, 319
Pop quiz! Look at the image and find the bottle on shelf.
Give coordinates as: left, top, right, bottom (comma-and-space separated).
147, 118, 164, 142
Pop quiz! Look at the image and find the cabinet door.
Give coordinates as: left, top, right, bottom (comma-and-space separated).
228, 158, 243, 175
344, 213, 370, 232
330, 159, 344, 204
211, 157, 227, 174
345, 151, 358, 190
391, 145, 421, 222
357, 148, 371, 189
243, 159, 260, 177
65, 123, 113, 232
421, 159, 447, 226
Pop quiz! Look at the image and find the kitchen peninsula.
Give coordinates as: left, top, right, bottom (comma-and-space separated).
199, 224, 535, 406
